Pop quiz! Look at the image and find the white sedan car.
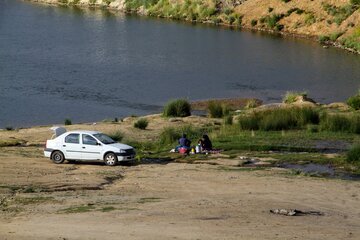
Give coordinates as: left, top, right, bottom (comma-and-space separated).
44, 128, 135, 166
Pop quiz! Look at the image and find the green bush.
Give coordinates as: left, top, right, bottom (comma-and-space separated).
320, 113, 360, 133
159, 127, 181, 145
64, 119, 72, 125
306, 124, 319, 133
259, 109, 298, 130
251, 19, 258, 26
351, 0, 360, 6
320, 114, 351, 132
341, 27, 360, 52
163, 99, 191, 117
346, 145, 360, 163
208, 101, 229, 118
304, 13, 316, 25
350, 115, 360, 134
5, 126, 14, 131
108, 130, 124, 142
238, 107, 319, 131
347, 91, 360, 110
238, 113, 260, 130
283, 91, 307, 104
224, 115, 233, 125
319, 35, 330, 44
134, 118, 149, 130
159, 125, 204, 145
245, 99, 259, 109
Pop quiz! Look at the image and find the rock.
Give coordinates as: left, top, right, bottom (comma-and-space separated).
325, 102, 350, 111
137, 6, 147, 15
256, 103, 286, 110
109, 0, 126, 10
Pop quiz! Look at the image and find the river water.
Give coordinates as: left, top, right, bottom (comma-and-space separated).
0, 0, 359, 128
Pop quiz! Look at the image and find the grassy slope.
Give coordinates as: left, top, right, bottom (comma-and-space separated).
33, 0, 360, 52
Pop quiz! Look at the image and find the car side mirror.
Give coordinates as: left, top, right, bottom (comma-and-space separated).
97, 142, 101, 146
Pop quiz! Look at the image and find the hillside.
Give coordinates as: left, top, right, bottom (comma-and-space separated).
30, 0, 360, 53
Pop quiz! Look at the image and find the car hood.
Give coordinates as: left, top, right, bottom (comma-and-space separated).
108, 143, 133, 150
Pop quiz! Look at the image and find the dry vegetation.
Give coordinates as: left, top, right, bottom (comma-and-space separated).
32, 0, 360, 52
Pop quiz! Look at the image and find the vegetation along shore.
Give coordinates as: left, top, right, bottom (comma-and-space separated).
28, 0, 360, 53
1, 92, 360, 238
2, 91, 360, 175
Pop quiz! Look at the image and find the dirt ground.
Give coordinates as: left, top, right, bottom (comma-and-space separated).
0, 145, 359, 240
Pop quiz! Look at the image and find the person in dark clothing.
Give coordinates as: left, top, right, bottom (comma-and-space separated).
178, 134, 191, 148
199, 134, 212, 151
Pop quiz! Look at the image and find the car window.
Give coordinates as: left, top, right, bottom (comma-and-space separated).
93, 133, 116, 144
65, 134, 79, 144
82, 134, 98, 146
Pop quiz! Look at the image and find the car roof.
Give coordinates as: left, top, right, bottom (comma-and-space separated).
66, 130, 102, 135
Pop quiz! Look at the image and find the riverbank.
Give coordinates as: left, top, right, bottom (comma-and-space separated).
26, 0, 360, 54
1, 103, 360, 239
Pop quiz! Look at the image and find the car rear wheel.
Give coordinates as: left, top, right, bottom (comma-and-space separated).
104, 153, 117, 166
51, 151, 65, 164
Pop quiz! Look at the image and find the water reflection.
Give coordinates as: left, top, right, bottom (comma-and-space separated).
0, 0, 359, 128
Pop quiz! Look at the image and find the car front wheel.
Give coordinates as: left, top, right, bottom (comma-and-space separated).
104, 153, 118, 166
51, 151, 65, 164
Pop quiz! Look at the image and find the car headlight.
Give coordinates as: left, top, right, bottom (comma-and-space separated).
118, 149, 126, 153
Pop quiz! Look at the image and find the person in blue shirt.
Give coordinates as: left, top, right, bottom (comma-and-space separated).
178, 134, 191, 148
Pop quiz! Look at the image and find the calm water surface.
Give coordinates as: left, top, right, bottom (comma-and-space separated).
1, 0, 359, 127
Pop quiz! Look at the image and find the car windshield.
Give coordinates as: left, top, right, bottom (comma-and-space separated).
93, 133, 116, 144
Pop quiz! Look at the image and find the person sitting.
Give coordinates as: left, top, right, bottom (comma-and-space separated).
175, 134, 191, 154
179, 134, 191, 148
199, 134, 212, 151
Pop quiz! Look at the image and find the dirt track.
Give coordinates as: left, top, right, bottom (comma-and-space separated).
0, 146, 359, 240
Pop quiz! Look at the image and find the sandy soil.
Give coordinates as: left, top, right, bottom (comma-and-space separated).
0, 145, 359, 240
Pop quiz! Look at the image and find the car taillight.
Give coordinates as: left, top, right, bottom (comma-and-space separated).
45, 140, 48, 149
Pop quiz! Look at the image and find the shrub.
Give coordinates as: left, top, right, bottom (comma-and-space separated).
208, 101, 229, 118
238, 107, 319, 131
159, 127, 181, 145
283, 91, 307, 104
163, 99, 191, 117
134, 118, 149, 130
346, 145, 360, 163
64, 119, 72, 125
350, 115, 360, 134
296, 9, 304, 14
268, 7, 274, 13
351, 0, 360, 6
159, 125, 204, 145
245, 99, 259, 109
347, 91, 360, 110
224, 115, 233, 125
259, 109, 298, 130
238, 113, 260, 130
307, 124, 319, 133
320, 113, 360, 133
108, 130, 124, 142
320, 114, 351, 132
329, 32, 343, 41
265, 14, 284, 29
319, 35, 330, 44
251, 19, 257, 26
5, 126, 14, 131
304, 13, 316, 25
341, 27, 360, 52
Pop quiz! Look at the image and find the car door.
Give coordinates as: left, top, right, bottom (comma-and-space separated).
63, 133, 82, 160
81, 134, 103, 160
